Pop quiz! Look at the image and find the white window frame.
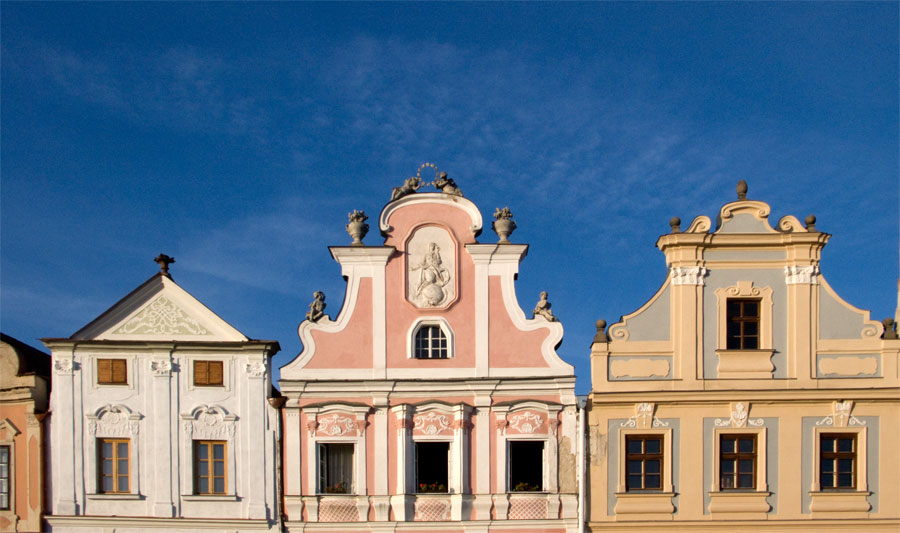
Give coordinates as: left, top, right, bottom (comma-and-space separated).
413, 439, 452, 493
407, 318, 454, 359
507, 438, 548, 493
494, 402, 560, 494
303, 404, 368, 498
85, 405, 142, 499
179, 405, 237, 500
617, 428, 673, 494
316, 441, 357, 495
711, 427, 768, 493
90, 354, 136, 390
0, 420, 17, 518
812, 426, 867, 492
186, 355, 232, 392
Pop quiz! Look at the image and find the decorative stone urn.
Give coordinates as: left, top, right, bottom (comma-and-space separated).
492, 207, 516, 244
346, 210, 369, 246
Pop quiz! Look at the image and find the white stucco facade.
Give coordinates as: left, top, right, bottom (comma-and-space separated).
43, 271, 281, 532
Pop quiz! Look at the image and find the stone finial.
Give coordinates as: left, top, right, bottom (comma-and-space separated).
593, 319, 608, 343
532, 291, 557, 322
346, 210, 369, 246
736, 180, 748, 200
669, 217, 681, 233
154, 254, 175, 277
306, 291, 326, 322
883, 318, 898, 340
492, 207, 517, 244
805, 214, 817, 232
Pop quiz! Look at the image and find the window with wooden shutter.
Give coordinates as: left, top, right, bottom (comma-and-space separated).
194, 360, 224, 386
97, 359, 127, 385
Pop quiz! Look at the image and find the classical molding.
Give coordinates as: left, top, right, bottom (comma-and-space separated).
113, 296, 210, 336
670, 266, 707, 286
714, 402, 763, 428
181, 405, 237, 439
785, 264, 819, 285
378, 192, 483, 238
620, 402, 668, 429
815, 400, 866, 427
87, 404, 142, 437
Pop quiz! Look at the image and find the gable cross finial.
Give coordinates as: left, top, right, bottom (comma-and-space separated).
154, 254, 175, 277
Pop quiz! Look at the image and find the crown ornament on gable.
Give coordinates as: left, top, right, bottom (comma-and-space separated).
389, 162, 463, 201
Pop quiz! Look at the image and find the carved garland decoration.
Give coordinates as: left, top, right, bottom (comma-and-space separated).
414, 412, 452, 435
114, 296, 210, 335
784, 265, 819, 285
815, 400, 866, 427
182, 405, 237, 439
620, 402, 669, 429
714, 402, 763, 428
670, 266, 708, 286
88, 404, 142, 437
317, 413, 357, 436
508, 412, 544, 434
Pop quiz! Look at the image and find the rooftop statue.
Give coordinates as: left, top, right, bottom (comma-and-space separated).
533, 291, 558, 322
390, 176, 423, 201
306, 291, 326, 322
433, 172, 463, 197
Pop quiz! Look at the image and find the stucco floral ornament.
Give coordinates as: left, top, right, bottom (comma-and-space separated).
346, 210, 369, 246
509, 411, 544, 434
492, 206, 517, 244
816, 400, 866, 427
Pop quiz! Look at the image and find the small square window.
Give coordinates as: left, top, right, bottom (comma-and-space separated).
415, 441, 449, 493
509, 441, 544, 492
193, 360, 224, 386
98, 438, 130, 494
719, 434, 756, 490
97, 359, 127, 385
318, 443, 354, 494
625, 435, 663, 491
820, 434, 856, 490
726, 299, 760, 350
194, 441, 227, 495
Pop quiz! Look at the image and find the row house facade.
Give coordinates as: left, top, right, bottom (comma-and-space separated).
41, 265, 282, 532
587, 182, 900, 531
278, 180, 582, 532
0, 334, 51, 533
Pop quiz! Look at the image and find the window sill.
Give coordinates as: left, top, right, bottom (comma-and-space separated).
86, 493, 143, 500
181, 494, 238, 502
715, 349, 775, 378
708, 490, 771, 515
809, 490, 871, 515
613, 492, 675, 518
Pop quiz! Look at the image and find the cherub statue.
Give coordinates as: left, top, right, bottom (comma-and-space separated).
390, 176, 423, 201
532, 291, 557, 322
306, 291, 326, 322
433, 172, 462, 196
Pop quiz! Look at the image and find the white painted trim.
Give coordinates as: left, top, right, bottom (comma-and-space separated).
812, 426, 868, 492
710, 427, 768, 492
379, 193, 483, 238
281, 247, 393, 379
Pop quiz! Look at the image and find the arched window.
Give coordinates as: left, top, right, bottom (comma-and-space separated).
414, 325, 448, 359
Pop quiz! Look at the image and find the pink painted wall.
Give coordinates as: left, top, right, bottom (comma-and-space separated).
305, 278, 374, 369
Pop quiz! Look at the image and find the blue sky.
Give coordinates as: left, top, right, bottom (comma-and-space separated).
2, 2, 897, 393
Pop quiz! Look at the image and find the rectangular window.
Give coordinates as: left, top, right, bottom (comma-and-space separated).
317, 443, 354, 494
726, 299, 760, 349
415, 441, 449, 493
509, 440, 544, 492
820, 434, 856, 490
193, 360, 224, 386
414, 325, 448, 359
720, 434, 756, 489
194, 441, 227, 495
97, 358, 127, 384
0, 446, 9, 510
98, 438, 130, 494
625, 435, 663, 491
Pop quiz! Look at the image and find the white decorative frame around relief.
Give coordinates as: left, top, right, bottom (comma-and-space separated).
85, 404, 143, 497
493, 401, 561, 494
179, 404, 238, 498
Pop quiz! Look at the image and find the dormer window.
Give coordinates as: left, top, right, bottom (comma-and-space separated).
414, 325, 448, 359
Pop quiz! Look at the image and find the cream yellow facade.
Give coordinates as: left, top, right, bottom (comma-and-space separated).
587, 183, 899, 531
